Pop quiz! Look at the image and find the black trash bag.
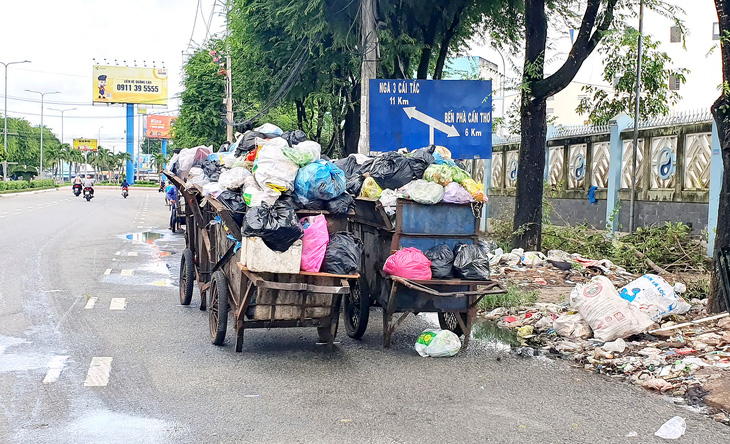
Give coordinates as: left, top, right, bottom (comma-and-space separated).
241, 200, 303, 252
453, 242, 491, 280
407, 146, 435, 179
218, 141, 232, 153
303, 198, 328, 211
217, 191, 247, 226
281, 129, 308, 147
278, 193, 303, 210
345, 175, 364, 196
321, 232, 361, 275
369, 151, 416, 190
334, 156, 358, 178
425, 244, 454, 278
327, 192, 354, 214
234, 130, 266, 157
202, 159, 221, 182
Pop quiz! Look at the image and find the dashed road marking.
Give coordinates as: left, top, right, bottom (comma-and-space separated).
84, 357, 113, 387
127, 252, 138, 257
103, 269, 112, 275
42, 356, 70, 384
109, 298, 126, 310
120, 269, 134, 276
84, 297, 99, 309
115, 251, 121, 256
137, 226, 143, 228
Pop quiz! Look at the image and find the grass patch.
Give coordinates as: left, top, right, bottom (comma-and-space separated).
478, 285, 540, 311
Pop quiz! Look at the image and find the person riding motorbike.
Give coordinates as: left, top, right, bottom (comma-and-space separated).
83, 175, 95, 197
121, 179, 130, 197
73, 175, 83, 196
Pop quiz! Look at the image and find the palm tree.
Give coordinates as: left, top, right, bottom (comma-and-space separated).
152, 152, 167, 174
116, 152, 133, 182
67, 148, 85, 179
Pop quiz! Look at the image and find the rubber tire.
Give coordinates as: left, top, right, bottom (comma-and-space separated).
343, 278, 370, 339
209, 271, 229, 346
438, 312, 469, 337
85, 193, 92, 202
179, 249, 195, 305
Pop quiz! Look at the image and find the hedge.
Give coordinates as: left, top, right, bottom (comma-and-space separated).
0, 179, 55, 192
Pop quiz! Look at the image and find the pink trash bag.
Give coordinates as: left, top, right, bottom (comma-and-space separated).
300, 215, 329, 272
383, 247, 432, 280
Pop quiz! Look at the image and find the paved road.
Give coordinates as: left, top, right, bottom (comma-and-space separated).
1, 188, 728, 443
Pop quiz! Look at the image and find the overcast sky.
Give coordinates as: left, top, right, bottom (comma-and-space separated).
1, 0, 225, 153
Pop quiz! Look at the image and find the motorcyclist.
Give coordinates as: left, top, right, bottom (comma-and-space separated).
83, 175, 95, 197
121, 179, 129, 190
73, 175, 83, 195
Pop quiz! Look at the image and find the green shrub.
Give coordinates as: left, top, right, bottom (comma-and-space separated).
30, 179, 54, 188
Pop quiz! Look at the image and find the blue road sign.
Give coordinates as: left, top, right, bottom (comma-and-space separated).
369, 79, 492, 159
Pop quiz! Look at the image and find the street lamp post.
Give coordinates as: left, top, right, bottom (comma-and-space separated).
1, 60, 30, 180
49, 107, 76, 180
25, 89, 60, 178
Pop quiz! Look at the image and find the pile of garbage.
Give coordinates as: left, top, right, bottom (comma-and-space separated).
167, 123, 487, 275
480, 255, 730, 421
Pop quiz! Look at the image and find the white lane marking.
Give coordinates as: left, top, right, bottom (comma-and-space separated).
137, 226, 143, 228
42, 356, 70, 384
83, 357, 113, 387
109, 298, 126, 310
120, 269, 134, 276
103, 269, 112, 275
115, 251, 121, 256
127, 252, 138, 257
0, 216, 5, 219
84, 297, 99, 309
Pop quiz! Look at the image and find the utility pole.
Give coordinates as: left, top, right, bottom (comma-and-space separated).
225, 0, 234, 144
357, 0, 378, 155
2, 60, 30, 180
629, 0, 644, 233
26, 89, 60, 178
49, 107, 76, 180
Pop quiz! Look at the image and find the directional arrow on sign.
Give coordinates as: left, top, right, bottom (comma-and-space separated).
403, 106, 460, 145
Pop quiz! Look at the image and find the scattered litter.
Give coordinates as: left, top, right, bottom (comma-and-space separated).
654, 416, 686, 440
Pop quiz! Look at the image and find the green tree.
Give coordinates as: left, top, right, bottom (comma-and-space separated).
577, 27, 688, 124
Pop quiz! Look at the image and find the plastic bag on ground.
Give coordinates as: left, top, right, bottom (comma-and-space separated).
425, 244, 454, 278
553, 313, 593, 339
618, 274, 691, 321
253, 137, 299, 194
327, 192, 354, 214
521, 251, 547, 267
300, 215, 329, 272
218, 167, 252, 191
294, 160, 346, 205
383, 247, 432, 280
408, 179, 444, 205
281, 129, 307, 147
654, 417, 686, 440
321, 232, 361, 275
415, 329, 461, 357
360, 176, 383, 198
283, 140, 321, 166
242, 200, 304, 252
453, 243, 491, 280
369, 152, 416, 190
254, 123, 283, 137
570, 276, 654, 342
442, 182, 474, 204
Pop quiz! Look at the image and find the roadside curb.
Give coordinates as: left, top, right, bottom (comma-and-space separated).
0, 187, 60, 198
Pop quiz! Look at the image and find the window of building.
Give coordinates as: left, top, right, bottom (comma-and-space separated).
669, 75, 681, 91
670, 26, 681, 43
713, 22, 720, 40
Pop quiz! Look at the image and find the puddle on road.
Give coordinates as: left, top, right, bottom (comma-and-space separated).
62, 409, 176, 444
125, 231, 164, 244
0, 335, 56, 373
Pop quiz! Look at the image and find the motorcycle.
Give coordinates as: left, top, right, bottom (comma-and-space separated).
73, 183, 82, 197
122, 187, 128, 198
158, 182, 165, 193
83, 187, 94, 202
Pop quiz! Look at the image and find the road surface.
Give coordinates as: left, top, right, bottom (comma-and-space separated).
0, 188, 728, 443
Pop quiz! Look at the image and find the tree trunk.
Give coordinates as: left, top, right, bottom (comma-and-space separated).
416, 12, 441, 79
709, 0, 730, 313
344, 82, 360, 156
433, 3, 467, 80
295, 99, 306, 131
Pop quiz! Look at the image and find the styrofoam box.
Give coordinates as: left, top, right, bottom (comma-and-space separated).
241, 237, 302, 274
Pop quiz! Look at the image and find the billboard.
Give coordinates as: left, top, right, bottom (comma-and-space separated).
92, 65, 168, 105
73, 138, 98, 151
146, 115, 176, 139
137, 154, 154, 173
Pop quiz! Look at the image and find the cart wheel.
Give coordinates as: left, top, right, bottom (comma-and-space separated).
179, 249, 195, 305
438, 312, 468, 337
343, 278, 370, 339
209, 271, 229, 345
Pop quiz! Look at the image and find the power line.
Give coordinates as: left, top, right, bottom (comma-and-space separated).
5, 109, 178, 119
186, 0, 202, 52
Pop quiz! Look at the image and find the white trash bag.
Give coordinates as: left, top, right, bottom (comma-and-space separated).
408, 180, 444, 205
654, 416, 686, 440
415, 329, 461, 357
570, 276, 654, 342
618, 274, 691, 321
553, 313, 593, 339
218, 167, 252, 191
253, 137, 299, 194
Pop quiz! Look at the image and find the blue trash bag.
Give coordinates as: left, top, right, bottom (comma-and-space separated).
294, 160, 346, 205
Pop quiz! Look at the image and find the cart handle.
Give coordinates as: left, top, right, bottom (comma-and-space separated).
388, 276, 505, 297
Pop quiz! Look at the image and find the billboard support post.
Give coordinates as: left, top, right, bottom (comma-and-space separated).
126, 104, 134, 185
